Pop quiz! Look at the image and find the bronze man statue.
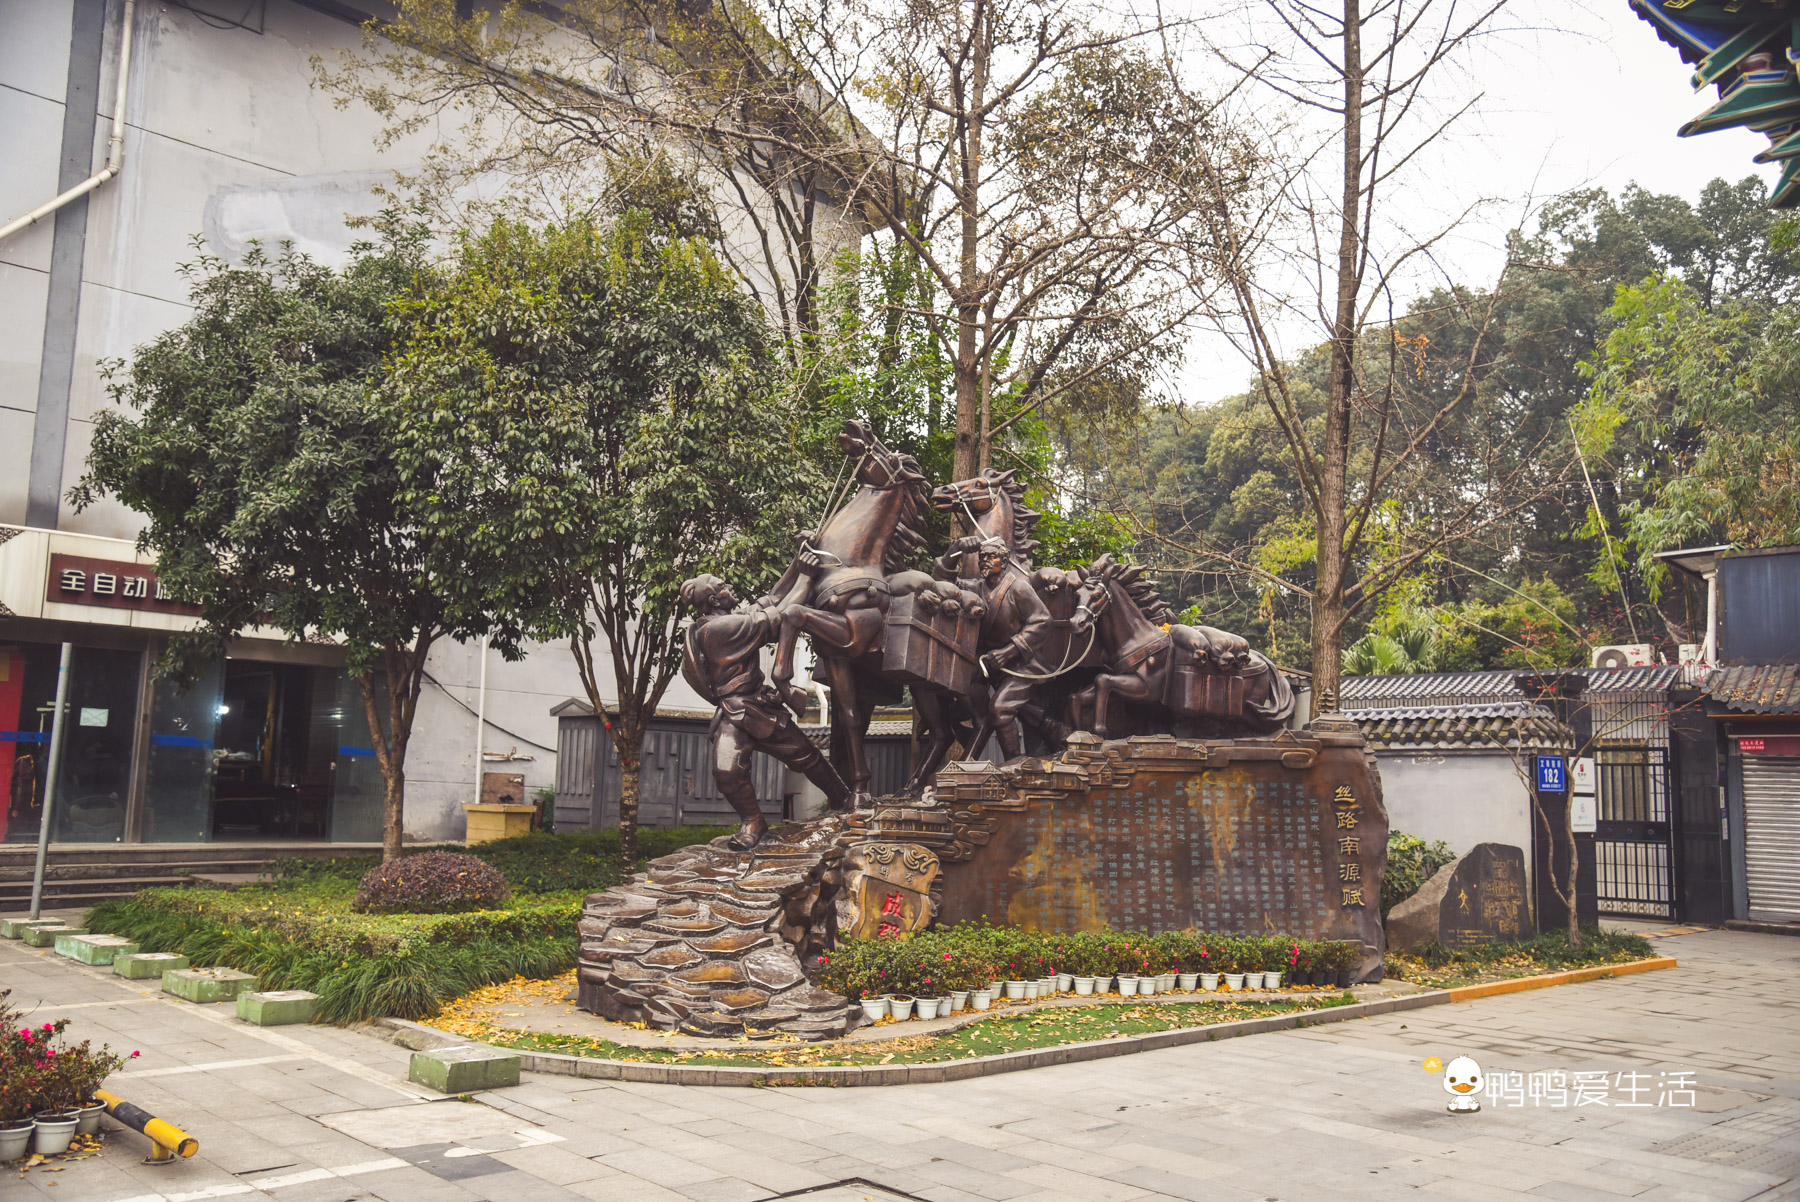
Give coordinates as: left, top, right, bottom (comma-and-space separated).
680, 574, 851, 850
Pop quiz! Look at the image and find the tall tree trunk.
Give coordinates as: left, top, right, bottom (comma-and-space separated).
1314, 0, 1364, 715
952, 2, 989, 486
357, 670, 408, 864
612, 712, 647, 867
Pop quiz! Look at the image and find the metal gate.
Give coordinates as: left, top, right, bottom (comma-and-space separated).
1595, 744, 1675, 918
1741, 756, 1800, 922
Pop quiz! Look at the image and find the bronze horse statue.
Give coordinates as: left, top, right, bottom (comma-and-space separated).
763, 421, 983, 807
1069, 554, 1295, 737
915, 470, 1107, 767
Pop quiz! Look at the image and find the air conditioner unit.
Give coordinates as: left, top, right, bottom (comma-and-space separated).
1591, 644, 1655, 670
1677, 643, 1705, 665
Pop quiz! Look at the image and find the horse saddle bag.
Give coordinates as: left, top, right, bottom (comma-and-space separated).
1163, 640, 1246, 718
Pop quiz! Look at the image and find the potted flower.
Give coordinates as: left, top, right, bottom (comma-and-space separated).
0, 1051, 37, 1162
1219, 938, 1246, 991
57, 1039, 128, 1136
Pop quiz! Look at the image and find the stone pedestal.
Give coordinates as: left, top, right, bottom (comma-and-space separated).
409, 1045, 520, 1093
114, 952, 190, 979
23, 925, 85, 947
162, 967, 257, 1003
237, 990, 318, 1026
1387, 842, 1530, 953
1, 918, 66, 939
575, 724, 1393, 1037
921, 724, 1388, 972
55, 934, 139, 965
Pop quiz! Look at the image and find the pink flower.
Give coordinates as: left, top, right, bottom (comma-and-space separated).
943, 952, 952, 960
129, 1050, 140, 1058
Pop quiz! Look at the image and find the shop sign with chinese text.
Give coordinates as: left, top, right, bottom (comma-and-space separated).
45, 553, 203, 617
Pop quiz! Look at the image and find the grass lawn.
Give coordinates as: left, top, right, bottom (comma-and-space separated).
1383, 927, 1656, 989
83, 825, 733, 1023
430, 974, 1364, 1068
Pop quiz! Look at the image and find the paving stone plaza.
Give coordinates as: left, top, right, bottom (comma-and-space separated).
2, 916, 1796, 1202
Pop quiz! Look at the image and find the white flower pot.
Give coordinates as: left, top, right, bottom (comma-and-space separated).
1005, 980, 1028, 1000
0, 1121, 34, 1163
1118, 976, 1140, 997
1074, 976, 1096, 996
75, 1101, 105, 1136
1162, 973, 1177, 991
917, 997, 942, 1020
1022, 980, 1038, 1000
1177, 973, 1199, 991
1040, 976, 1057, 996
1093, 975, 1113, 994
890, 996, 915, 1020
950, 990, 969, 1013
32, 1114, 77, 1156
971, 989, 992, 1010
860, 997, 890, 1023
1139, 976, 1158, 996
1224, 973, 1245, 991
1264, 971, 1284, 990
1200, 972, 1220, 991
1056, 973, 1073, 992
1245, 972, 1265, 990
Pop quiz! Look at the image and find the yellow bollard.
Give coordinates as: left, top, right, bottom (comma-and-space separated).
91, 1088, 199, 1163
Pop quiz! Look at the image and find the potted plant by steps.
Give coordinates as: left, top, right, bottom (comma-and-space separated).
915, 996, 941, 1020
889, 995, 915, 1020
860, 996, 890, 1023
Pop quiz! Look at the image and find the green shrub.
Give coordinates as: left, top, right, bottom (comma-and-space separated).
354, 851, 510, 914
1382, 831, 1456, 919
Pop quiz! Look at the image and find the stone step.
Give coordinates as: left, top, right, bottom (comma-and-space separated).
0, 876, 200, 903
0, 858, 274, 883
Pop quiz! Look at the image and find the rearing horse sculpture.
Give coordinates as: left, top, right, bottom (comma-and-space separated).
763, 421, 952, 808
917, 470, 1106, 766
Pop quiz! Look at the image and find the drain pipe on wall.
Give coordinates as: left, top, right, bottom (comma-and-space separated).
0, 0, 137, 244
472, 634, 489, 806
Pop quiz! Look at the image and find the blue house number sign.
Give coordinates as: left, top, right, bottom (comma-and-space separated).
1536, 755, 1567, 793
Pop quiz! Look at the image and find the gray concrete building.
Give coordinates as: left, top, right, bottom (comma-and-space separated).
0, 0, 855, 855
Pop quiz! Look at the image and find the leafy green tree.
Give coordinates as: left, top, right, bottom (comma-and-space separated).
383, 214, 814, 863
1581, 270, 1800, 598
73, 236, 517, 862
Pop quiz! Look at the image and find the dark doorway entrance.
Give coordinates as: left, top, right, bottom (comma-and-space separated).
1594, 744, 1675, 918
210, 661, 337, 839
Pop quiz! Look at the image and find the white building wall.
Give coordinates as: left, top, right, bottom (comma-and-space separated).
1372, 749, 1536, 896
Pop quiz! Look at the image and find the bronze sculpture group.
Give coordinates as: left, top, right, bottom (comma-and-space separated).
682, 420, 1295, 851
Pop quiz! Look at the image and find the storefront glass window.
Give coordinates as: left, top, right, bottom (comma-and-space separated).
0, 643, 142, 845
328, 672, 384, 844
145, 664, 222, 844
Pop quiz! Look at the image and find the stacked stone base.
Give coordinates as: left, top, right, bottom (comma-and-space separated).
576, 817, 858, 1039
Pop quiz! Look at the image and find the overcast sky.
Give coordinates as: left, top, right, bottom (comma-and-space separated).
1171, 0, 1774, 406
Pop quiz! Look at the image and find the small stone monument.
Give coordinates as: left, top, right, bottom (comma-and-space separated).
1387, 842, 1530, 953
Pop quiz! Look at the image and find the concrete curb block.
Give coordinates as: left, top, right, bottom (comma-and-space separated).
377, 957, 1676, 1089
1442, 956, 1677, 1002
383, 992, 1452, 1088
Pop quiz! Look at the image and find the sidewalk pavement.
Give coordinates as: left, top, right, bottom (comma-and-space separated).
1, 914, 1796, 1202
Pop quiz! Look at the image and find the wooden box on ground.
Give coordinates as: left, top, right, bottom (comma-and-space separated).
464, 803, 535, 845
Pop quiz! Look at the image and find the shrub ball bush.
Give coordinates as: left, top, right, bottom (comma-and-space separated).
353, 851, 510, 914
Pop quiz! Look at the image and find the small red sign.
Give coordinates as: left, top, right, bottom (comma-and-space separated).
45, 553, 203, 616
1738, 735, 1800, 756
